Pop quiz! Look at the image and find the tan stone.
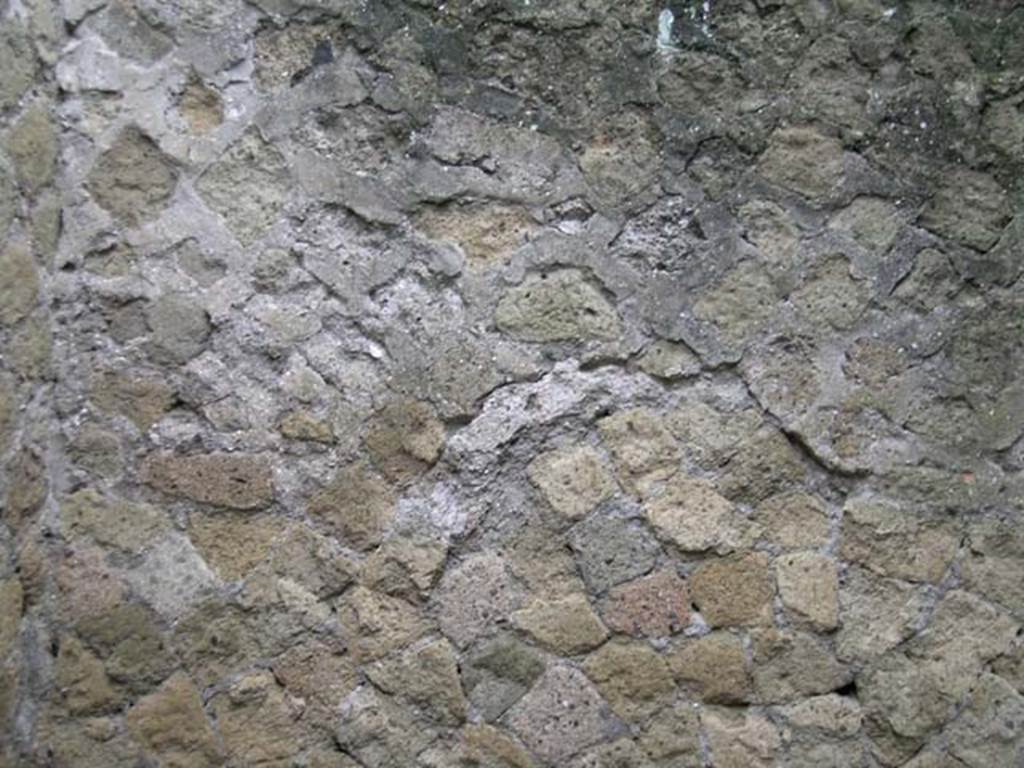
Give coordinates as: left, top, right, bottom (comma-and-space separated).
668, 632, 751, 704
689, 552, 773, 627
55, 635, 120, 715
644, 475, 747, 553
751, 629, 851, 703
91, 370, 175, 431
637, 340, 702, 380
3, 449, 46, 531
209, 670, 304, 765
56, 545, 126, 624
87, 127, 178, 225
507, 517, 584, 596
10, 313, 53, 380
753, 491, 830, 550
187, 513, 281, 580
60, 489, 169, 555
665, 402, 764, 470
461, 724, 536, 768
717, 427, 807, 503
759, 126, 845, 203
598, 407, 681, 496
418, 202, 537, 268
141, 451, 274, 510
6, 101, 58, 195
841, 498, 959, 583
495, 269, 622, 342
361, 533, 448, 601
271, 640, 358, 729
780, 693, 863, 737
364, 399, 445, 484
178, 77, 223, 134
278, 408, 335, 443
703, 707, 782, 768
0, 579, 23, 657
366, 637, 467, 726
603, 567, 690, 638
0, 243, 39, 327
776, 551, 839, 631
527, 444, 617, 520
582, 641, 675, 722
512, 592, 608, 655
126, 673, 222, 767
337, 586, 432, 662
836, 567, 930, 664
637, 702, 702, 766
268, 522, 358, 599
307, 463, 396, 550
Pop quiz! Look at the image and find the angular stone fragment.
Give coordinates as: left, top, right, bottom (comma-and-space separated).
829, 196, 903, 252
919, 168, 1011, 252
780, 693, 862, 737
125, 532, 217, 619
790, 255, 868, 330
435, 552, 523, 648
962, 517, 1024, 617
307, 463, 396, 549
753, 492, 830, 550
776, 551, 839, 631
418, 202, 538, 268
669, 631, 751, 704
337, 586, 432, 663
495, 269, 621, 342
692, 261, 779, 349
209, 670, 304, 765
644, 475, 745, 553
840, 498, 959, 583
946, 673, 1024, 768
361, 533, 448, 602
195, 128, 290, 245
92, 370, 176, 434
603, 568, 690, 638
567, 738, 650, 768
598, 407, 680, 496
665, 401, 764, 469
504, 664, 621, 764
751, 629, 851, 703
75, 603, 175, 695
459, 724, 537, 768
55, 635, 120, 715
278, 409, 334, 443
5, 102, 58, 195
569, 508, 661, 594
637, 702, 702, 767
60, 489, 169, 555
178, 77, 223, 134
512, 592, 608, 655
759, 126, 845, 204
463, 636, 545, 723
582, 641, 674, 722
527, 444, 617, 521
126, 673, 222, 768
87, 127, 178, 225
0, 579, 23, 658
336, 685, 438, 768
364, 399, 446, 485
142, 451, 274, 510
144, 294, 211, 365
689, 552, 773, 628
703, 707, 782, 768
366, 637, 467, 726
187, 513, 281, 580
836, 568, 930, 664
0, 243, 39, 326
637, 340, 702, 380
717, 427, 807, 503
271, 640, 358, 730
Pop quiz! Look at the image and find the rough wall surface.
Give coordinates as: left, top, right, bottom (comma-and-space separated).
1, 0, 1023, 766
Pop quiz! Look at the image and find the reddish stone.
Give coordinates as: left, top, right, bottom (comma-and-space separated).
603, 568, 690, 638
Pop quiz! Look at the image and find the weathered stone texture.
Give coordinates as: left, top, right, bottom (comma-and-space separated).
6, 2, 1024, 766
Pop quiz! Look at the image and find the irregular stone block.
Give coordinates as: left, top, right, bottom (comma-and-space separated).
141, 452, 274, 510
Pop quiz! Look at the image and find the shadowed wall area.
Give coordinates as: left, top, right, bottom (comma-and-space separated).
1, 0, 1023, 766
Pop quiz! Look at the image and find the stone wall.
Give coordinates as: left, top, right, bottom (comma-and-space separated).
1, 0, 1023, 766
